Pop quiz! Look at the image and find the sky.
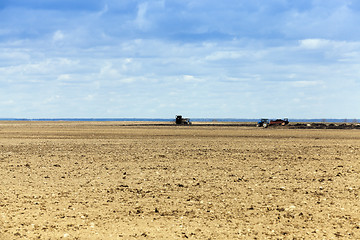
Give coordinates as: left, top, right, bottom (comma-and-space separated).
1, 0, 360, 119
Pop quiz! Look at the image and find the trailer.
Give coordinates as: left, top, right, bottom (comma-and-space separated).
269, 118, 289, 126
257, 118, 289, 128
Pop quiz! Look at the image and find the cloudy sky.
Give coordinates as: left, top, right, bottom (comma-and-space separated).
1, 0, 360, 119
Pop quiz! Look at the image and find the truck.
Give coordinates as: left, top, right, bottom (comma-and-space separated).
257, 118, 289, 128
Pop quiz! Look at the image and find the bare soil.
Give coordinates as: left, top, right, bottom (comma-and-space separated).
0, 121, 359, 239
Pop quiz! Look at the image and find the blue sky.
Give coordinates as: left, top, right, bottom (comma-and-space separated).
1, 0, 360, 119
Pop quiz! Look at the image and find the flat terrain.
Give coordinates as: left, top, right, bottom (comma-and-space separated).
0, 121, 359, 239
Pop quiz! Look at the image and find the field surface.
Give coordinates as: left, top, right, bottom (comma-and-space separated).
0, 121, 359, 239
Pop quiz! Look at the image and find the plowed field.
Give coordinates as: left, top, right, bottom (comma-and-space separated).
0, 122, 359, 239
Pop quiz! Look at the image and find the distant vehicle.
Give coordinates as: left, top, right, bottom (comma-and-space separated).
257, 119, 269, 128
175, 115, 192, 125
269, 118, 289, 126
257, 118, 289, 128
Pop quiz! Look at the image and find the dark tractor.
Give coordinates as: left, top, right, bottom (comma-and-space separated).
175, 115, 192, 125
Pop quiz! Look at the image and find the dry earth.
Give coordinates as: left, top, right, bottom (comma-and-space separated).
0, 121, 359, 239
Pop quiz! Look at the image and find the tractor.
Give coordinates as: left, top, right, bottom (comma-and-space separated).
257, 119, 269, 128
257, 118, 289, 128
175, 115, 192, 125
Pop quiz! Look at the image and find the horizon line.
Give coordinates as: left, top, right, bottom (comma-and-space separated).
0, 118, 358, 123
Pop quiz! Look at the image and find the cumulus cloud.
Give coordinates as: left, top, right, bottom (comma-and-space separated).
299, 39, 331, 49
1, 0, 360, 118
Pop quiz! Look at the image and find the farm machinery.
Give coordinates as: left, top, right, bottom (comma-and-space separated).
257, 118, 289, 128
175, 115, 192, 125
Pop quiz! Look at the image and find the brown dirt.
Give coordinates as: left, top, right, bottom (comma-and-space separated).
0, 121, 359, 239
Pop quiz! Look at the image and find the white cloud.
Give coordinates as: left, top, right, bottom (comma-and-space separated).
182, 75, 204, 82
205, 51, 247, 61
0, 49, 30, 61
57, 74, 71, 81
297, 38, 360, 63
121, 58, 133, 71
291, 80, 323, 88
53, 30, 65, 42
84, 94, 95, 101
135, 2, 150, 30
44, 95, 60, 104
99, 63, 120, 79
299, 39, 331, 49
1, 100, 15, 105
